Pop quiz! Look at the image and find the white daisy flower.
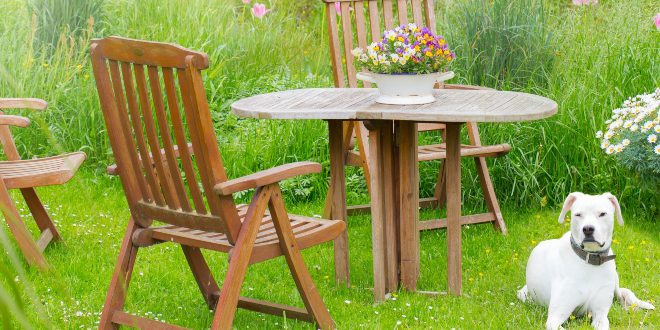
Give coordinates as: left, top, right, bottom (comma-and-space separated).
630, 124, 639, 132
648, 134, 658, 144
622, 139, 630, 146
606, 145, 615, 155
614, 144, 623, 153
655, 125, 660, 133
600, 140, 610, 149
655, 145, 660, 155
595, 131, 603, 138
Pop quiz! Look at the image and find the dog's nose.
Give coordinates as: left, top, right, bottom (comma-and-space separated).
582, 225, 595, 236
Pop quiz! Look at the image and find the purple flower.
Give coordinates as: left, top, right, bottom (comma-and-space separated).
655, 13, 660, 30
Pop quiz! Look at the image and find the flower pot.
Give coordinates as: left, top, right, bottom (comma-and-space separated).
356, 71, 455, 105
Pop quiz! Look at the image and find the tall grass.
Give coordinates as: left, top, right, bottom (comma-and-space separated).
0, 0, 658, 210
26, 0, 104, 55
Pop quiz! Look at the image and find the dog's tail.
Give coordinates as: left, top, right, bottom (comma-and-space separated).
616, 287, 655, 310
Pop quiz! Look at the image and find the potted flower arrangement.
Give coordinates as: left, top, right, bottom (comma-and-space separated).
596, 88, 660, 190
352, 23, 456, 105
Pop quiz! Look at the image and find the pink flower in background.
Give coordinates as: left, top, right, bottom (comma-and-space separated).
251, 3, 270, 19
334, 2, 353, 16
655, 13, 660, 30
572, 0, 597, 5
242, 0, 250, 4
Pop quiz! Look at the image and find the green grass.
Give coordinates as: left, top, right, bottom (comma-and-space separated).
1, 172, 657, 329
0, 0, 658, 209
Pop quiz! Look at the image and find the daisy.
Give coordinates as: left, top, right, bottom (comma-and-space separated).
648, 134, 658, 144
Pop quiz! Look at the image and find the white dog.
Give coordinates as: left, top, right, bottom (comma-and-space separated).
517, 192, 654, 330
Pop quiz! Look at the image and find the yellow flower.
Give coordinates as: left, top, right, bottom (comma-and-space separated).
42, 63, 49, 68
612, 239, 620, 244
425, 51, 433, 57
397, 36, 404, 42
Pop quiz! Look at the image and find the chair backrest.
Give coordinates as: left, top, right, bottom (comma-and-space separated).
90, 37, 242, 244
324, 0, 436, 88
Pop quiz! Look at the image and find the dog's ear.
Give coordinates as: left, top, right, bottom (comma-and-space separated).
603, 192, 624, 226
558, 192, 583, 223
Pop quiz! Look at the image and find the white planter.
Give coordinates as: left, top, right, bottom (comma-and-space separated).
356, 71, 455, 105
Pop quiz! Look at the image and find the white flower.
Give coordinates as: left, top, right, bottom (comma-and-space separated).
622, 139, 630, 146
623, 120, 632, 128
351, 48, 363, 57
600, 140, 610, 149
595, 130, 603, 138
655, 145, 660, 155
390, 53, 400, 62
655, 125, 660, 133
648, 134, 658, 144
606, 145, 615, 155
614, 144, 623, 153
604, 131, 614, 139
630, 124, 639, 132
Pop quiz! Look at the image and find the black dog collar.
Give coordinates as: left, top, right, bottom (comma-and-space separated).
570, 236, 616, 266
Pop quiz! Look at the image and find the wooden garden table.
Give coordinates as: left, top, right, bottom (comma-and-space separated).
231, 88, 557, 300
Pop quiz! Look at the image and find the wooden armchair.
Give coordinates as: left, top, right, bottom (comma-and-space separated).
0, 98, 85, 269
91, 36, 343, 329
322, 0, 509, 232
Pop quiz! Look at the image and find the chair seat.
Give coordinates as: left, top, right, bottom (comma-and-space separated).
417, 143, 511, 161
0, 152, 86, 189
347, 143, 510, 165
150, 204, 346, 264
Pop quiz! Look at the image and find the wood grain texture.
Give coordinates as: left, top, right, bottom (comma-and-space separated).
444, 123, 462, 296
232, 88, 557, 123
214, 161, 321, 195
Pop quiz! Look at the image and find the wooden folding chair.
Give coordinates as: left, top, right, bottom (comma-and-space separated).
0, 98, 85, 269
91, 36, 343, 329
322, 0, 510, 234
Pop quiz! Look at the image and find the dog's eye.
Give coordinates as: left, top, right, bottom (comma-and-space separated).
574, 213, 582, 217
599, 212, 606, 217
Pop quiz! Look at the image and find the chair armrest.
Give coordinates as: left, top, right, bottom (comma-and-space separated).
106, 142, 194, 175
0, 98, 47, 111
214, 161, 321, 196
0, 115, 30, 128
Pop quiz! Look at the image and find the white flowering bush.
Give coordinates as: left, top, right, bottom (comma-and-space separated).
597, 88, 660, 184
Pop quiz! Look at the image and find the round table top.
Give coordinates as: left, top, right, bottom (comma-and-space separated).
231, 88, 557, 123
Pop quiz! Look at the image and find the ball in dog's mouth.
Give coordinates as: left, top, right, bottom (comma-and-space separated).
581, 237, 605, 251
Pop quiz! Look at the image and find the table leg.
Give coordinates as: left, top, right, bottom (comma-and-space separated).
445, 122, 463, 296
396, 121, 420, 291
328, 120, 350, 286
366, 120, 398, 302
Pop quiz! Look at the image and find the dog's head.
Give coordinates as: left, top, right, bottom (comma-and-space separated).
558, 192, 624, 251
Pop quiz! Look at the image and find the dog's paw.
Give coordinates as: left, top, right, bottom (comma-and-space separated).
517, 285, 528, 302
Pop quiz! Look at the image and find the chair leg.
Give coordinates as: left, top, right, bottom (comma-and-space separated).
433, 160, 447, 209
473, 156, 507, 234
0, 182, 48, 269
99, 219, 139, 330
21, 188, 62, 242
182, 246, 221, 309
268, 185, 335, 329
211, 187, 272, 330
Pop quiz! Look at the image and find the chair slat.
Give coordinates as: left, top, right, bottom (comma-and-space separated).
147, 66, 187, 211
353, 2, 371, 88
411, 0, 423, 25
325, 3, 345, 88
340, 2, 357, 88
383, 0, 394, 30
107, 61, 151, 200
134, 65, 178, 207
424, 0, 436, 33
367, 1, 381, 42
397, 0, 408, 25
163, 68, 207, 214
120, 62, 163, 205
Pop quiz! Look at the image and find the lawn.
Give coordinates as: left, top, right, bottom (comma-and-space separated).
0, 0, 659, 329
2, 172, 658, 329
